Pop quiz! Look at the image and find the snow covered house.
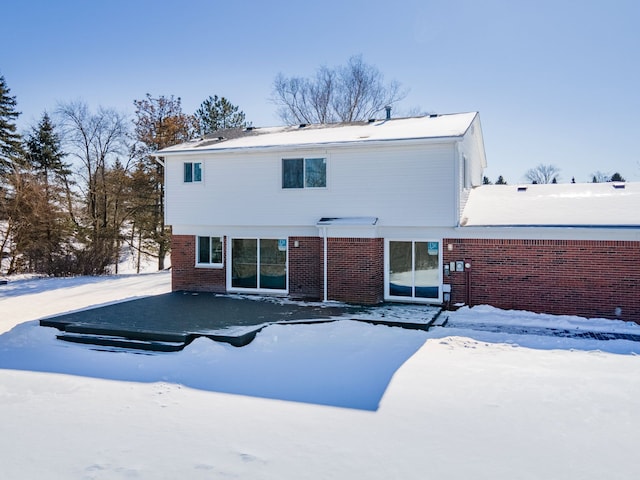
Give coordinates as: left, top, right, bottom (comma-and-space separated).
157, 112, 640, 322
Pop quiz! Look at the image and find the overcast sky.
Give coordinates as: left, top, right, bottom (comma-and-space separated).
3, 0, 639, 183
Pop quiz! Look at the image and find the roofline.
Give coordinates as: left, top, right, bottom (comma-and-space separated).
153, 134, 466, 158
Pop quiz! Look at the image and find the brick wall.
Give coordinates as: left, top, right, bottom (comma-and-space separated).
288, 236, 322, 300
172, 234, 384, 304
171, 235, 226, 293
443, 238, 640, 322
327, 237, 384, 305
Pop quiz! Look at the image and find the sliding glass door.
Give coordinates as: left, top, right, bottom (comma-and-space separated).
387, 240, 440, 301
231, 238, 287, 292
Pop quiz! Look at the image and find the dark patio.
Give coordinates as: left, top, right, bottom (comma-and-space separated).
41, 292, 441, 351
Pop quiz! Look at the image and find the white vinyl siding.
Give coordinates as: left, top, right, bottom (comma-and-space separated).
165, 142, 458, 229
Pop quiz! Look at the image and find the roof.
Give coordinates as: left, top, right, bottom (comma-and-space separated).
156, 112, 479, 155
461, 182, 640, 228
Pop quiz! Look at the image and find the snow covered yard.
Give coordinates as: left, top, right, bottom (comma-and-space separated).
1, 273, 640, 479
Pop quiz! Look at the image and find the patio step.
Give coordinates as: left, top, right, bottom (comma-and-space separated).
56, 332, 189, 352
62, 323, 188, 343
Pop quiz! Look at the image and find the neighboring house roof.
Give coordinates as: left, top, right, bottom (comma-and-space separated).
156, 112, 479, 155
461, 182, 640, 228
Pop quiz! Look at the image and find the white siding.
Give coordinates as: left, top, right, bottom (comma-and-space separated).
165, 142, 458, 229
455, 115, 487, 220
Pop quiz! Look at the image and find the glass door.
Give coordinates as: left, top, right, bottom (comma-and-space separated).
231, 238, 287, 292
388, 240, 440, 301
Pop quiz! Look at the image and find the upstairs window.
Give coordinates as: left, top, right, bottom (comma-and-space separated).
282, 157, 326, 189
184, 162, 202, 183
197, 236, 223, 266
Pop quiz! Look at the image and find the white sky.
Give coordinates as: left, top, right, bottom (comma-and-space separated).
3, 0, 639, 183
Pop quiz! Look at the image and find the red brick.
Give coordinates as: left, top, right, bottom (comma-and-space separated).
443, 238, 640, 323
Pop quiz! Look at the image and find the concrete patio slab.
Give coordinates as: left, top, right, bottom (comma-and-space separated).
40, 292, 441, 350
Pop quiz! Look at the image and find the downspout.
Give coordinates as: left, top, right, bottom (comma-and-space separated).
322, 226, 328, 302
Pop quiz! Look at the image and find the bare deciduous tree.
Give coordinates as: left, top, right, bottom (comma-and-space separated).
133, 94, 193, 270
524, 164, 560, 184
57, 101, 130, 274
272, 55, 407, 124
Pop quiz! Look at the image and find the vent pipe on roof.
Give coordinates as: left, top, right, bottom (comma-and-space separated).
385, 105, 392, 120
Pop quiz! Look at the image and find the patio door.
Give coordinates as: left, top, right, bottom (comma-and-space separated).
387, 240, 441, 302
229, 238, 287, 292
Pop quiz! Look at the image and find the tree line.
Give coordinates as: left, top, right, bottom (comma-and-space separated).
483, 165, 627, 186
1, 56, 405, 276
0, 75, 247, 276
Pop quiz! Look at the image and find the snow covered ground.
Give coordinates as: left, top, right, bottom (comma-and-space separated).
1, 272, 639, 479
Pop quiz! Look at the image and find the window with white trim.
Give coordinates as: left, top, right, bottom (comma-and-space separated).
197, 236, 223, 267
184, 162, 202, 183
282, 157, 326, 188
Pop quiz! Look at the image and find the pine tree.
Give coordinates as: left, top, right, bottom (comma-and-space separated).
194, 95, 246, 136
495, 175, 507, 185
0, 74, 23, 273
0, 74, 23, 174
20, 113, 73, 273
610, 172, 625, 182
26, 113, 68, 179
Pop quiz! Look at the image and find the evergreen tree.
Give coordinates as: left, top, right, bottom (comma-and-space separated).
194, 95, 246, 135
495, 175, 507, 185
0, 74, 23, 174
20, 113, 73, 273
25, 113, 68, 180
0, 74, 23, 273
610, 172, 625, 182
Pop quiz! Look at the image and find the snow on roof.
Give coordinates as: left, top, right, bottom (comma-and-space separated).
157, 112, 478, 155
461, 182, 640, 228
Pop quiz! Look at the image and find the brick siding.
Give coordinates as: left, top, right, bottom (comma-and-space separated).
326, 237, 384, 304
443, 238, 640, 322
173, 235, 384, 305
171, 235, 226, 293
288, 236, 322, 300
